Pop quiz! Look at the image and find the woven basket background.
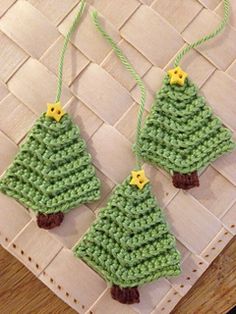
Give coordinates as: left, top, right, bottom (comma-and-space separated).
0, 0, 236, 313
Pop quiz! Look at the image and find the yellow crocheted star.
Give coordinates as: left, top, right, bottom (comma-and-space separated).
46, 102, 65, 122
168, 66, 188, 86
130, 170, 149, 190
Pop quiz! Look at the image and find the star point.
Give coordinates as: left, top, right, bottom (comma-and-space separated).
46, 102, 65, 122
168, 66, 188, 86
130, 169, 149, 190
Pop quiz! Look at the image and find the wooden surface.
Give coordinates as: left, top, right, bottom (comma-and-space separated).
1, 237, 235, 314
0, 0, 236, 313
173, 237, 236, 314
0, 245, 76, 314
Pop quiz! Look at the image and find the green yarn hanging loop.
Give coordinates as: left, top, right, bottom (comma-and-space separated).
92, 11, 146, 170
174, 0, 230, 67
55, 0, 86, 103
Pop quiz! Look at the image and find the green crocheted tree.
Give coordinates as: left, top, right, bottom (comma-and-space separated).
0, 2, 100, 229
74, 176, 181, 303
139, 75, 235, 189
0, 113, 100, 229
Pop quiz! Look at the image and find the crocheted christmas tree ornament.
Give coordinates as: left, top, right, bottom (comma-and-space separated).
74, 11, 181, 304
138, 74, 235, 189
74, 176, 181, 304
0, 1, 100, 229
138, 0, 235, 190
0, 112, 100, 229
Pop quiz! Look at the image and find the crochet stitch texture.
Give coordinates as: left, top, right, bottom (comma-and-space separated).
0, 113, 100, 214
74, 177, 181, 288
138, 75, 235, 174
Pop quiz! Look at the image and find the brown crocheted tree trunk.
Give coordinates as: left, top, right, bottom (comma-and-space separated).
37, 212, 64, 229
111, 285, 140, 304
172, 171, 199, 190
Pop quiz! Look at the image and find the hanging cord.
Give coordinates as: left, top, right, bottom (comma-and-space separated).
174, 0, 230, 67
55, 0, 86, 103
91, 11, 146, 169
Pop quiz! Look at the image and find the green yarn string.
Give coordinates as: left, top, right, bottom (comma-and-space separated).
55, 0, 86, 103
92, 11, 146, 169
174, 0, 230, 66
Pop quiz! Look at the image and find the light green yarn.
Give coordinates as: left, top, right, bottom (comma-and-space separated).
174, 0, 230, 66
56, 0, 85, 102
138, 76, 235, 174
0, 114, 100, 214
92, 11, 146, 169
74, 177, 181, 288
